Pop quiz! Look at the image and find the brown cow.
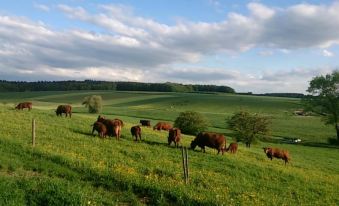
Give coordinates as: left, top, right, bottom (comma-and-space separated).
131, 125, 142, 141
97, 116, 122, 140
153, 122, 172, 131
140, 120, 151, 127
191, 132, 226, 155
114, 118, 124, 128
168, 128, 181, 147
263, 147, 290, 165
15, 102, 32, 111
56, 105, 72, 118
92, 121, 107, 138
226, 142, 238, 154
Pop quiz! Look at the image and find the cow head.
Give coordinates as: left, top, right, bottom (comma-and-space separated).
190, 140, 197, 150
263, 147, 270, 154
97, 115, 105, 122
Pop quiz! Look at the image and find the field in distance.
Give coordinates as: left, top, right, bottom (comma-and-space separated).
0, 91, 338, 205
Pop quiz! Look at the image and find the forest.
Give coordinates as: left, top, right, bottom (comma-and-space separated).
0, 80, 235, 93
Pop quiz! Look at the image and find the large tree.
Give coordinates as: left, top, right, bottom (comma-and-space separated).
227, 111, 271, 148
303, 71, 339, 141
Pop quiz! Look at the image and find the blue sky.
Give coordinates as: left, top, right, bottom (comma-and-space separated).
0, 0, 338, 93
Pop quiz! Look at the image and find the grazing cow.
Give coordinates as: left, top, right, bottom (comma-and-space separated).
263, 147, 290, 165
15, 102, 32, 111
97, 116, 122, 140
153, 122, 172, 131
140, 120, 151, 127
92, 121, 107, 138
131, 125, 142, 141
226, 142, 238, 154
55, 105, 72, 118
191, 132, 226, 155
168, 128, 181, 147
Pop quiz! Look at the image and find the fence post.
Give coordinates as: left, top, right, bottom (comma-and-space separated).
185, 147, 189, 183
181, 147, 189, 184
32, 118, 36, 147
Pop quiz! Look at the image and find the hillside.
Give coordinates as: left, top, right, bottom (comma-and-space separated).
0, 91, 338, 205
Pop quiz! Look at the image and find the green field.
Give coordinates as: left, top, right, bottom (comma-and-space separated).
0, 91, 338, 205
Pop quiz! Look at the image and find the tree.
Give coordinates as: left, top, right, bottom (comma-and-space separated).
82, 95, 102, 113
227, 111, 271, 148
174, 111, 209, 135
303, 71, 339, 142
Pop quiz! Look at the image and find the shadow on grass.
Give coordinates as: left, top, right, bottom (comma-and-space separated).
141, 139, 169, 147
0, 138, 202, 206
71, 128, 95, 138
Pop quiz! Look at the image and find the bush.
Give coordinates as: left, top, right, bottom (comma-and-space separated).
174, 111, 208, 135
82, 95, 102, 113
227, 111, 271, 148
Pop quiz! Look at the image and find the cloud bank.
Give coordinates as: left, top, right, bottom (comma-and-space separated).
1, 2, 339, 92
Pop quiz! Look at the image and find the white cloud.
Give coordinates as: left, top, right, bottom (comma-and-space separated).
34, 3, 50, 12
248, 3, 275, 19
231, 68, 335, 93
322, 49, 334, 57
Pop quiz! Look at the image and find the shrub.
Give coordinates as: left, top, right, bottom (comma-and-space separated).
174, 111, 208, 135
227, 111, 271, 148
82, 95, 102, 113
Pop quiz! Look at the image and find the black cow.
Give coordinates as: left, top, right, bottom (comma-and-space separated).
140, 120, 151, 127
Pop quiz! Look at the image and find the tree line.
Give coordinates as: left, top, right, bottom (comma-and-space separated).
0, 80, 235, 93
237, 92, 305, 98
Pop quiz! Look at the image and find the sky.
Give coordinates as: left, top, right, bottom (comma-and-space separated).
0, 0, 338, 93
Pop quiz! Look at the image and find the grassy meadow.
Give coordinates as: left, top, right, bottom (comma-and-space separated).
0, 91, 338, 205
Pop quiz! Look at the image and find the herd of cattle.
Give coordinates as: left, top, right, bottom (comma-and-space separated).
15, 101, 290, 165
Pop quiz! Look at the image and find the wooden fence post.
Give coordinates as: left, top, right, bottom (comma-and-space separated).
185, 147, 189, 183
181, 146, 189, 184
32, 118, 36, 147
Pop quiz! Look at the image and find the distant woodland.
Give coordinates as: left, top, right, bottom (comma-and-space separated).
0, 80, 235, 93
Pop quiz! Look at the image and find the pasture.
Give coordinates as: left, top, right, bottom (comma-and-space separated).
0, 91, 338, 205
